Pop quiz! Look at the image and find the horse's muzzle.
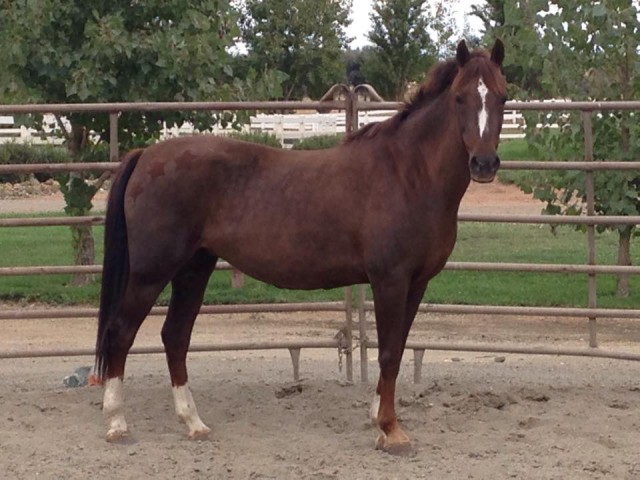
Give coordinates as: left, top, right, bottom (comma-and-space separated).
469, 154, 500, 183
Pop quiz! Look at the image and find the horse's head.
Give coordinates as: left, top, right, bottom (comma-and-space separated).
451, 39, 507, 183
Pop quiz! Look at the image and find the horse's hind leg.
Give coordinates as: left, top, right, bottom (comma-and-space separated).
103, 278, 167, 441
161, 249, 217, 439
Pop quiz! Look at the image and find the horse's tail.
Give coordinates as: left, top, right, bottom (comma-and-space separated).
93, 149, 144, 383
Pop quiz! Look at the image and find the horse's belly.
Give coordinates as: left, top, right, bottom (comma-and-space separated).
207, 223, 366, 289
221, 254, 366, 290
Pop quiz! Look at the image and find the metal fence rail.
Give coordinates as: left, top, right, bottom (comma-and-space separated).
0, 95, 639, 383
4, 211, 640, 228
4, 261, 640, 278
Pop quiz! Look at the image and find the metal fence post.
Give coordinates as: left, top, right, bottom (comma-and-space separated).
582, 111, 598, 348
289, 347, 301, 381
343, 286, 354, 383
109, 113, 119, 162
357, 284, 368, 382
345, 85, 371, 383
342, 85, 358, 383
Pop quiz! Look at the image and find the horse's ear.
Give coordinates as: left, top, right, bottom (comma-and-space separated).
456, 40, 470, 67
491, 39, 505, 67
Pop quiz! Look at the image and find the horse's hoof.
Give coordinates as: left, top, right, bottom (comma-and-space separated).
188, 426, 211, 441
375, 433, 414, 456
106, 428, 129, 443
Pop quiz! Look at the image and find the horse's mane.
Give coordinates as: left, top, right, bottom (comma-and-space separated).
345, 51, 489, 143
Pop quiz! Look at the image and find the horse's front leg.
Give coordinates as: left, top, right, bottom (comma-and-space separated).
369, 277, 419, 455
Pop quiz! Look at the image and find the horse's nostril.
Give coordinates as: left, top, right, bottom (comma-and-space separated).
470, 155, 500, 172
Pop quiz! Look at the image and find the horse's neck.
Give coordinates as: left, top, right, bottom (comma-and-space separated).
403, 95, 471, 207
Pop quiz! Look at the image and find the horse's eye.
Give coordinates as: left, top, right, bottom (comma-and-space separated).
455, 95, 464, 105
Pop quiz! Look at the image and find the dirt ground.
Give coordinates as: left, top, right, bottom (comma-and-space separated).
0, 180, 544, 215
2, 183, 640, 479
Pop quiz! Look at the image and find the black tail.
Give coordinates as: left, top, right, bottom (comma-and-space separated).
94, 149, 144, 381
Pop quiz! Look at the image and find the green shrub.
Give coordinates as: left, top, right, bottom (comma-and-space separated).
226, 131, 282, 148
0, 143, 70, 182
292, 134, 344, 150
77, 142, 111, 163
496, 138, 536, 186
0, 141, 113, 184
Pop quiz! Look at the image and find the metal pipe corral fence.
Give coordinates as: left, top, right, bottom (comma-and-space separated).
0, 95, 639, 383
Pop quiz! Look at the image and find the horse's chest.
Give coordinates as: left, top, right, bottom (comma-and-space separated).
415, 218, 458, 277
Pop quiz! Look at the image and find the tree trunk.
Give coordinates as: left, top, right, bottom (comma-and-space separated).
67, 123, 96, 285
616, 227, 632, 297
70, 225, 96, 286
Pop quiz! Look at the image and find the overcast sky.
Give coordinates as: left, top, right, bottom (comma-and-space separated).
347, 0, 484, 48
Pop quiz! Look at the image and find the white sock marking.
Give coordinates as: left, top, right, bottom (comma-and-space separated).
103, 377, 128, 438
477, 77, 489, 137
172, 384, 210, 437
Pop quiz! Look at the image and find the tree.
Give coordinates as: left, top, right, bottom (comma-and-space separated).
470, 0, 547, 97
470, 0, 506, 31
0, 0, 281, 284
239, 0, 352, 100
517, 0, 640, 297
363, 0, 456, 100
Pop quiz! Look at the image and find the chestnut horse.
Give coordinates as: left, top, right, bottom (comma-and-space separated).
94, 39, 507, 454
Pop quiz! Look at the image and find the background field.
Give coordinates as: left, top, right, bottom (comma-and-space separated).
1, 213, 638, 309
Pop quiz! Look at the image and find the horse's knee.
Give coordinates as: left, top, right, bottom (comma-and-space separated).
378, 349, 401, 377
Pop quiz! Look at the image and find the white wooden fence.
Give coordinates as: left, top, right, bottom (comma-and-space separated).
0, 110, 525, 148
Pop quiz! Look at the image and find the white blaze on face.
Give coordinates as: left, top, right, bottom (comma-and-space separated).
477, 77, 489, 137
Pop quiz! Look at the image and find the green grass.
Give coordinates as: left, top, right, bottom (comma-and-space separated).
497, 138, 536, 185
498, 138, 530, 160
432, 223, 640, 309
0, 216, 638, 309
